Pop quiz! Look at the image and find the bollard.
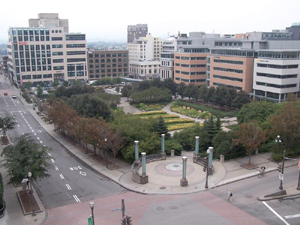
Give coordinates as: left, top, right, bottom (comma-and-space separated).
220, 155, 224, 163
255, 148, 258, 155
171, 150, 175, 157
207, 147, 213, 168
141, 152, 146, 176
134, 141, 139, 162
180, 156, 188, 186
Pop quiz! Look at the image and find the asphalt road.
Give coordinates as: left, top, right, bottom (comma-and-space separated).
211, 166, 300, 225
0, 76, 125, 209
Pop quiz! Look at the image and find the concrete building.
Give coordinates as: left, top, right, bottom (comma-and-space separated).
87, 50, 128, 79
29, 13, 69, 33
1, 55, 8, 76
286, 23, 300, 40
129, 60, 160, 80
209, 49, 255, 93
160, 36, 177, 80
127, 24, 148, 43
174, 47, 210, 86
252, 50, 300, 102
128, 34, 162, 79
7, 14, 87, 86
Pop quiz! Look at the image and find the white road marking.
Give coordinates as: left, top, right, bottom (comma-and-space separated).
66, 184, 72, 190
70, 167, 74, 171
51, 159, 55, 163
54, 166, 59, 171
40, 141, 43, 144
59, 174, 65, 179
47, 153, 51, 156
73, 195, 81, 203
37, 137, 40, 140
78, 166, 82, 169
22, 133, 24, 135
285, 214, 300, 219
43, 145, 45, 147
262, 201, 290, 225
17, 125, 20, 127
34, 133, 36, 135
79, 171, 86, 176
73, 167, 78, 170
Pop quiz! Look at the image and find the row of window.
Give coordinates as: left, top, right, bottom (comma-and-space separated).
175, 77, 206, 82
90, 74, 127, 78
213, 82, 242, 90
175, 70, 206, 75
213, 75, 243, 82
175, 63, 206, 68
89, 63, 128, 68
16, 65, 52, 73
22, 74, 53, 80
256, 72, 298, 79
89, 58, 127, 63
175, 56, 207, 60
90, 68, 127, 73
213, 59, 243, 65
256, 82, 297, 89
15, 58, 51, 67
258, 52, 299, 59
89, 53, 128, 58
213, 67, 243, 74
211, 50, 255, 57
257, 63, 298, 69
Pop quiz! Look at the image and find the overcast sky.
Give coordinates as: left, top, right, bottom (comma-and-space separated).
1, 0, 299, 43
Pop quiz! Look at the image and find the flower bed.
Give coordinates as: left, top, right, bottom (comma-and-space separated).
164, 118, 194, 124
134, 111, 167, 116
167, 123, 196, 131
135, 103, 166, 111
171, 103, 211, 119
138, 114, 180, 119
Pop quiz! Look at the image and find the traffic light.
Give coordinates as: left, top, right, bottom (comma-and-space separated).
121, 217, 126, 225
278, 164, 282, 172
203, 157, 207, 172
126, 215, 132, 225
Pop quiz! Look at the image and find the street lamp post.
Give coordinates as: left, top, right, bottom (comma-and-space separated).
27, 172, 36, 216
275, 135, 285, 190
104, 138, 108, 167
90, 201, 95, 225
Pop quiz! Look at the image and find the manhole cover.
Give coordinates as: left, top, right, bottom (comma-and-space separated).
159, 186, 166, 189
173, 165, 180, 168
157, 207, 164, 211
165, 163, 183, 171
170, 206, 178, 210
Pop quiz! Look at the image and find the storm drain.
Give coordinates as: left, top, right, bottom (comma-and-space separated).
159, 186, 166, 189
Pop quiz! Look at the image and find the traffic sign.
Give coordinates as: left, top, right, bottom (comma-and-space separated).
279, 173, 284, 180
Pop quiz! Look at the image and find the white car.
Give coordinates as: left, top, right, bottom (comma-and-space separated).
12, 95, 17, 99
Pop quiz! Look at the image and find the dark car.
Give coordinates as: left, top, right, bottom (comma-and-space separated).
4, 92, 8, 96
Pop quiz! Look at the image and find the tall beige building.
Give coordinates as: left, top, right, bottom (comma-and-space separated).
7, 13, 87, 86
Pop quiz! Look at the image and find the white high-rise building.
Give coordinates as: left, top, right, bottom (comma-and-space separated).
160, 36, 178, 80
7, 13, 87, 86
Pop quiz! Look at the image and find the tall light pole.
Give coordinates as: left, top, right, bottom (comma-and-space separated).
27, 172, 36, 216
90, 201, 95, 225
275, 135, 285, 190
104, 138, 108, 167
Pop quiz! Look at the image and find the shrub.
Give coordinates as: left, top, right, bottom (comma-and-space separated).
164, 118, 194, 124
134, 111, 167, 116
167, 123, 197, 131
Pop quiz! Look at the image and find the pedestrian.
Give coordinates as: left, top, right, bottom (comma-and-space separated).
228, 189, 233, 202
258, 166, 266, 177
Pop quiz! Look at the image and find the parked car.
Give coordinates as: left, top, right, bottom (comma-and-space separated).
4, 92, 8, 96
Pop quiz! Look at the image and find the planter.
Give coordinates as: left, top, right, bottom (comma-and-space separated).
0, 202, 6, 218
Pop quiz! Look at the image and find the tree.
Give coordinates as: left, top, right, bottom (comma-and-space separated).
137, 80, 151, 91
0, 116, 16, 136
154, 117, 170, 139
213, 86, 227, 110
107, 129, 125, 166
36, 85, 43, 99
0, 134, 52, 185
52, 80, 59, 87
184, 84, 199, 101
233, 122, 266, 164
203, 115, 219, 146
206, 86, 215, 107
232, 90, 250, 109
199, 85, 208, 105
121, 85, 132, 100
130, 87, 172, 103
163, 78, 177, 95
177, 82, 187, 99
225, 88, 237, 110
237, 100, 281, 124
268, 99, 300, 150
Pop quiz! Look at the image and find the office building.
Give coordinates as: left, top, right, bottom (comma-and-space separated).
160, 36, 177, 80
174, 47, 210, 86
7, 13, 87, 86
88, 50, 128, 79
252, 50, 300, 102
127, 24, 148, 43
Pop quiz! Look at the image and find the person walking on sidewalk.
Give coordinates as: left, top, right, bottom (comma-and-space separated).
228, 189, 233, 202
258, 166, 266, 178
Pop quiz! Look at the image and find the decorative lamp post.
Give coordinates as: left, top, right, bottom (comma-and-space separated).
195, 136, 199, 155
27, 172, 36, 216
161, 134, 165, 153
90, 201, 95, 225
134, 141, 139, 162
141, 152, 146, 176
180, 156, 188, 186
275, 135, 285, 190
104, 138, 108, 167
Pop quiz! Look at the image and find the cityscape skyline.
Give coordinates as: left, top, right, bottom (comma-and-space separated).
1, 0, 300, 44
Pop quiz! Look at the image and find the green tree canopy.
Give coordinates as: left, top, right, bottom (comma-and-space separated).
0, 134, 52, 185
130, 87, 172, 103
154, 117, 170, 139
0, 116, 16, 136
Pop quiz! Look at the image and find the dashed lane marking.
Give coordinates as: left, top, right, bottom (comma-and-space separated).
66, 184, 72, 190
51, 159, 55, 163
73, 195, 81, 203
59, 174, 65, 179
